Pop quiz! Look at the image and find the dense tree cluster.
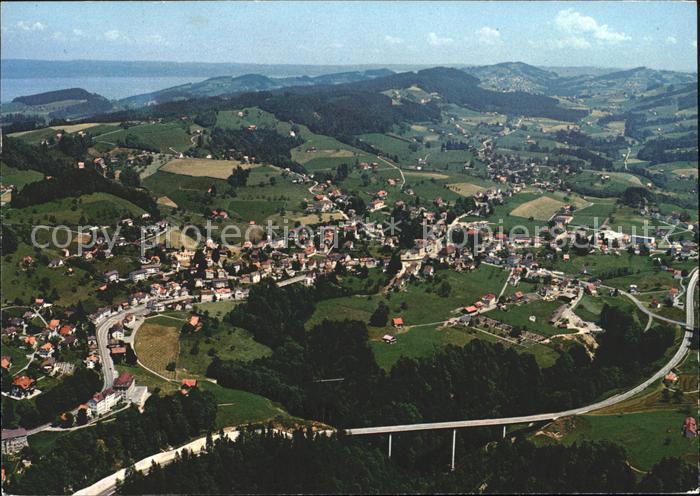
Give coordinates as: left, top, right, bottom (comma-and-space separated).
115, 428, 698, 494
637, 133, 699, 164
208, 127, 305, 173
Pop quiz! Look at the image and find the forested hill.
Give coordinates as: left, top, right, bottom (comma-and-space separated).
462, 61, 561, 93
82, 66, 586, 142
342, 67, 587, 121
12, 88, 98, 105
6, 87, 116, 122
119, 69, 395, 107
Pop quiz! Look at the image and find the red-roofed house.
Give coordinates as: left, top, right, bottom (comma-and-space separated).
113, 372, 135, 398
11, 376, 36, 398
392, 317, 404, 328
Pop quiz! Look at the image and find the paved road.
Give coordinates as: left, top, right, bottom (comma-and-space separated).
376, 155, 405, 188
618, 289, 687, 327
685, 268, 698, 330
75, 428, 242, 495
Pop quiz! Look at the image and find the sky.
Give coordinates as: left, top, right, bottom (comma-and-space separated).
1, 1, 697, 71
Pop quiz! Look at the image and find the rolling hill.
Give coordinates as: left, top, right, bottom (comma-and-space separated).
119, 69, 394, 107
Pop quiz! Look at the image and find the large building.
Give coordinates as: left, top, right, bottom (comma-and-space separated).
113, 372, 136, 398
1, 428, 28, 455
87, 388, 120, 417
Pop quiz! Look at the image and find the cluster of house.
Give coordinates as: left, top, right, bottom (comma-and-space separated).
306, 184, 352, 215
2, 313, 79, 393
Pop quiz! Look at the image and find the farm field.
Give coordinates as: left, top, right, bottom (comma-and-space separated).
160, 158, 252, 179
134, 316, 182, 380
447, 182, 486, 197
510, 196, 567, 221
156, 196, 178, 208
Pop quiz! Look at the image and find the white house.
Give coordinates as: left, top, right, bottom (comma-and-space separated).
88, 389, 119, 417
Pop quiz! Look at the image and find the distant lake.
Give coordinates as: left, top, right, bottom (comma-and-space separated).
0, 76, 208, 102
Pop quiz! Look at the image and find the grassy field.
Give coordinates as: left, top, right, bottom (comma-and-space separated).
98, 122, 192, 153
371, 323, 559, 370
197, 381, 290, 430
488, 299, 572, 337
161, 158, 253, 179
535, 411, 699, 471
550, 252, 681, 294
1, 339, 32, 374
308, 265, 509, 333
178, 326, 272, 377
0, 242, 97, 307
371, 324, 484, 370
290, 212, 345, 225
134, 317, 182, 380
510, 196, 567, 221
153, 228, 200, 250
573, 294, 650, 329
194, 300, 240, 318
4, 192, 144, 227
671, 168, 698, 177
571, 199, 617, 228
447, 182, 486, 197
0, 163, 43, 188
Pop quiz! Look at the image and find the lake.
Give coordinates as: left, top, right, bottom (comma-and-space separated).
0, 76, 208, 102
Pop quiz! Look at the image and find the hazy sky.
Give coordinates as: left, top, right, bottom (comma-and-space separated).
1, 1, 697, 71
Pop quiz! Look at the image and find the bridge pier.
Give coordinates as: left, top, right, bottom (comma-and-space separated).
388, 433, 392, 458
450, 429, 456, 471
502, 425, 506, 439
